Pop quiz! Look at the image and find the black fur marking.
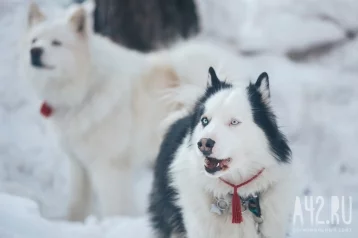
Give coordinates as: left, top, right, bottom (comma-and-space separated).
255, 72, 271, 99
149, 67, 231, 237
149, 117, 190, 238
189, 69, 232, 136
208, 66, 221, 88
255, 72, 269, 88
247, 73, 291, 163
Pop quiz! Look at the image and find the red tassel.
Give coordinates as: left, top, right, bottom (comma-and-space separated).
220, 169, 264, 224
231, 187, 243, 224
40, 102, 53, 118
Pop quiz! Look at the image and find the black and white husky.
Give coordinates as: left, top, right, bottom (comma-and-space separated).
149, 67, 293, 238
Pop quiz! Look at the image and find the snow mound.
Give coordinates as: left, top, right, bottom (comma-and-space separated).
0, 193, 153, 238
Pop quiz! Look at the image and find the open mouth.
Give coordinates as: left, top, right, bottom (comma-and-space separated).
31, 60, 54, 70
204, 157, 231, 174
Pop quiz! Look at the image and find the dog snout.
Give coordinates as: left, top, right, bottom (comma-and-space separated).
197, 138, 215, 156
30, 47, 43, 67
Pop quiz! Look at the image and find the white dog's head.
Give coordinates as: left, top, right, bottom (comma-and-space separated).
190, 67, 291, 179
24, 2, 93, 106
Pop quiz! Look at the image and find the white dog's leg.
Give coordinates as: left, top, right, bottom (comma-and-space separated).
67, 158, 92, 221
89, 161, 136, 217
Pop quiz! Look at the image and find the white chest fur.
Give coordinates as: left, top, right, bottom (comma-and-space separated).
173, 174, 262, 238
170, 139, 293, 238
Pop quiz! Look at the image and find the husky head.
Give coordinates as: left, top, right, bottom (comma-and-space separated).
190, 67, 291, 179
25, 2, 93, 106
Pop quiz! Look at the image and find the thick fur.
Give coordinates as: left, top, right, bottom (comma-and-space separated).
24, 2, 182, 220
23, 2, 245, 221
149, 68, 293, 238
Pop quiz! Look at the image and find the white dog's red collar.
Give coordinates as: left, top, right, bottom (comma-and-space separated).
219, 169, 265, 224
40, 101, 53, 118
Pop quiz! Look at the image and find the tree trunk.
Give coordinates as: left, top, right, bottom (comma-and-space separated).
88, 0, 199, 52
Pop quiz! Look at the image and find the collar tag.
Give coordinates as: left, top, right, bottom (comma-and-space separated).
219, 169, 265, 224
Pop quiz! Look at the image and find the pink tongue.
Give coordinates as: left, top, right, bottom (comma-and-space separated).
221, 159, 230, 166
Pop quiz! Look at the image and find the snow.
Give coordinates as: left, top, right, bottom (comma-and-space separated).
197, 0, 358, 54
0, 0, 357, 237
0, 193, 152, 238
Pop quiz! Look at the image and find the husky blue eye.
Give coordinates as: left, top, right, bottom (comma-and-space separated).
230, 119, 240, 126
201, 117, 209, 126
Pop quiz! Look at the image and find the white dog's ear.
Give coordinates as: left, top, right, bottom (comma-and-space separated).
255, 72, 270, 103
28, 2, 45, 27
82, 0, 95, 15
69, 7, 87, 36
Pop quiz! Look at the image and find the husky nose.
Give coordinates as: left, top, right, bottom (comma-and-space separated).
197, 138, 215, 156
30, 47, 43, 67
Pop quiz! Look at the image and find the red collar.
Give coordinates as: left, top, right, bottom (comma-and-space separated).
219, 169, 265, 224
40, 101, 53, 118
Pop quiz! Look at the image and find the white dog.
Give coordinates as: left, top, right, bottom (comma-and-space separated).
24, 2, 182, 220
149, 67, 294, 238
23, 2, 246, 221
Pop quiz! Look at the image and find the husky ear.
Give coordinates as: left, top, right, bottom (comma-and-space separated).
208, 67, 221, 88
255, 72, 270, 103
69, 7, 87, 35
28, 2, 45, 28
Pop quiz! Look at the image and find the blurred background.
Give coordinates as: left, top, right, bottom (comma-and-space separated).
0, 0, 357, 237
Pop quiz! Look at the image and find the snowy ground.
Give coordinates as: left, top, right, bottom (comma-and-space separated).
0, 0, 357, 237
